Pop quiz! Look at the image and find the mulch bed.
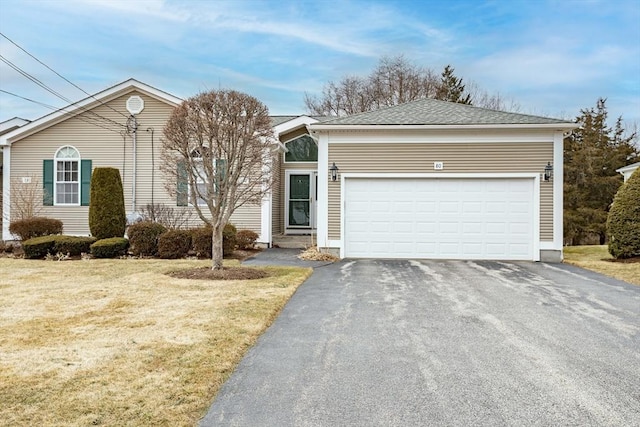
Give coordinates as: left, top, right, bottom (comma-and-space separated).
167, 266, 269, 281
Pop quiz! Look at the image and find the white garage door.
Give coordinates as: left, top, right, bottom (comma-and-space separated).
344, 178, 535, 260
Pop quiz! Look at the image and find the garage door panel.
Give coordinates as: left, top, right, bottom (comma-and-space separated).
345, 178, 534, 260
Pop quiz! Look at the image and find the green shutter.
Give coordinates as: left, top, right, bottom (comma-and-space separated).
43, 160, 54, 206
177, 161, 188, 206
215, 158, 227, 193
80, 160, 92, 206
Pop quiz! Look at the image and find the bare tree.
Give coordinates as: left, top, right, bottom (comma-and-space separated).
161, 90, 275, 270
305, 55, 440, 117
11, 173, 50, 220
305, 55, 522, 116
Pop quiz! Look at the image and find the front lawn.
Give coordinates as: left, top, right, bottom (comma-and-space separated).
0, 258, 311, 426
563, 245, 640, 285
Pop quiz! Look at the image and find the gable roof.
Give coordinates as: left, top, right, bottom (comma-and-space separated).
310, 98, 575, 130
0, 79, 182, 146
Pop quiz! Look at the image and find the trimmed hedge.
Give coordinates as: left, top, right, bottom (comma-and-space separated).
158, 229, 192, 259
22, 235, 57, 259
9, 217, 63, 241
91, 237, 129, 258
89, 167, 126, 240
53, 236, 97, 256
127, 221, 167, 256
236, 229, 259, 250
607, 169, 640, 259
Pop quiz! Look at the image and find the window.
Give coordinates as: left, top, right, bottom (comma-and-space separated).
284, 134, 318, 162
55, 146, 80, 205
180, 152, 226, 207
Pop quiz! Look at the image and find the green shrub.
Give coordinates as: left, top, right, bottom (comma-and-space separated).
89, 167, 126, 240
607, 169, 640, 259
53, 236, 97, 256
9, 216, 63, 241
91, 237, 129, 258
236, 229, 259, 250
191, 226, 212, 258
22, 235, 57, 259
127, 221, 167, 256
158, 229, 192, 259
223, 223, 237, 255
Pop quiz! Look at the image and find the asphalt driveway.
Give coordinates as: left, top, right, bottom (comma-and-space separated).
200, 259, 640, 426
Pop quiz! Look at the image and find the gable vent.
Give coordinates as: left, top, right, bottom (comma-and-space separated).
126, 95, 144, 115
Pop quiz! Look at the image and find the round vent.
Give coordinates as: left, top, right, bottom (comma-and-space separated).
126, 95, 144, 115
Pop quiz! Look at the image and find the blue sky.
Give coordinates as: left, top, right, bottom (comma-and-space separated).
1, 0, 639, 128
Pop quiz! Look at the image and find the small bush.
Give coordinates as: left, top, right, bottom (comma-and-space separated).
607, 169, 640, 259
127, 221, 167, 257
91, 237, 129, 258
191, 226, 212, 258
89, 167, 126, 240
9, 216, 63, 241
53, 236, 97, 256
223, 223, 237, 255
236, 229, 259, 250
22, 235, 57, 259
158, 229, 192, 259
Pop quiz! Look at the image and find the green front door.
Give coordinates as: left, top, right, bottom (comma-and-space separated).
289, 173, 311, 227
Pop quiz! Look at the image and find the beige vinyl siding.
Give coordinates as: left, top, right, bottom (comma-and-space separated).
9, 89, 264, 236
328, 142, 554, 241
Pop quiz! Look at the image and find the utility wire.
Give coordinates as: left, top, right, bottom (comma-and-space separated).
0, 32, 130, 120
0, 54, 125, 131
0, 89, 122, 134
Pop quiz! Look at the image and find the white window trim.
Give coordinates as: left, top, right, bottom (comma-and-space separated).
188, 156, 225, 207
53, 145, 81, 206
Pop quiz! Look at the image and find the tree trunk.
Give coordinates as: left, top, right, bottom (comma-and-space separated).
211, 225, 224, 270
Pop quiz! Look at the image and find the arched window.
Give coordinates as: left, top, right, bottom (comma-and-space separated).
284, 134, 318, 162
54, 146, 81, 205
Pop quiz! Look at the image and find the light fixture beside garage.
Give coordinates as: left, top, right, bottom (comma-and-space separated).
330, 162, 339, 181
544, 162, 553, 181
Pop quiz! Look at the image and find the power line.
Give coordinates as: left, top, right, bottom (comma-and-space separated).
0, 54, 125, 130
0, 89, 123, 134
0, 31, 130, 120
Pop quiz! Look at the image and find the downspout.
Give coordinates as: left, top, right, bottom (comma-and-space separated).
131, 115, 138, 213
146, 127, 155, 206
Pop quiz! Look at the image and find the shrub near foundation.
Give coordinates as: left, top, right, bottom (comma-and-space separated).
236, 229, 259, 250
22, 235, 57, 259
127, 221, 167, 256
52, 236, 97, 256
191, 223, 237, 258
9, 217, 63, 241
89, 168, 126, 240
91, 237, 130, 258
158, 229, 192, 259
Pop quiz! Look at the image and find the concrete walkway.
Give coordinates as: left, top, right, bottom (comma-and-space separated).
242, 248, 335, 268
201, 259, 640, 426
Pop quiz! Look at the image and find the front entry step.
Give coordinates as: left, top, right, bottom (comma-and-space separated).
272, 234, 316, 249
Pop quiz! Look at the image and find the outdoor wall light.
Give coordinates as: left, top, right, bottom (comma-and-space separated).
544, 162, 553, 181
330, 162, 339, 181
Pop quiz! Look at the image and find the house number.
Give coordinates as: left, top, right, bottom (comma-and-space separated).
433, 162, 444, 170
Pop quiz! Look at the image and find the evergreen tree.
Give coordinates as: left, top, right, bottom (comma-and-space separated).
435, 65, 472, 105
564, 98, 638, 245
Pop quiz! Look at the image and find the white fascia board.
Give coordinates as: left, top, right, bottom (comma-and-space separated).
616, 162, 640, 173
273, 116, 319, 136
309, 123, 577, 132
0, 117, 30, 134
0, 79, 182, 146
2, 146, 11, 241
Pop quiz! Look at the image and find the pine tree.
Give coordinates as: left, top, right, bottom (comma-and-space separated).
435, 65, 472, 105
564, 98, 638, 245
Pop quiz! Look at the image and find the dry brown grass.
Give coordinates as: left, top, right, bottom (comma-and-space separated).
0, 258, 311, 426
564, 245, 640, 285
